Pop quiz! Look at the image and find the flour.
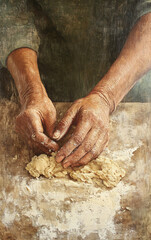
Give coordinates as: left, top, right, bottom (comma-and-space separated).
1, 174, 135, 240
2, 208, 16, 226
103, 144, 142, 168
1, 100, 150, 239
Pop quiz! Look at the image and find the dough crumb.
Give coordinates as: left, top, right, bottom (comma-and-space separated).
26, 152, 125, 188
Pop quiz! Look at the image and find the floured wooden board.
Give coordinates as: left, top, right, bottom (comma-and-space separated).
0, 99, 151, 240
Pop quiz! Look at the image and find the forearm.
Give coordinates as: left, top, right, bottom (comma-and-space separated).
91, 13, 151, 113
7, 48, 47, 106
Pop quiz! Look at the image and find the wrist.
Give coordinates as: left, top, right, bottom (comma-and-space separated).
19, 78, 48, 108
7, 48, 48, 106
89, 88, 115, 114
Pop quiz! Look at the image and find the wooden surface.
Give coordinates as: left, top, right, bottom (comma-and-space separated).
0, 99, 151, 240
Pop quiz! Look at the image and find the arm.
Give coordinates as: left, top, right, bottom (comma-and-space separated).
53, 13, 151, 167
7, 48, 59, 154
1, 1, 58, 153
91, 13, 151, 112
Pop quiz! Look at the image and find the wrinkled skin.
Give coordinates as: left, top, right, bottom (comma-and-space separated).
52, 13, 151, 167
7, 14, 151, 167
7, 48, 59, 155
53, 93, 110, 168
16, 95, 59, 155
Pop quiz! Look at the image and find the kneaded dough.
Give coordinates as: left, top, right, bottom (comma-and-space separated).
26, 152, 125, 188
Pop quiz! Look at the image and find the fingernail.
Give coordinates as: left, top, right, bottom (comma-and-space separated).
63, 161, 70, 168
31, 133, 36, 140
53, 130, 60, 139
63, 163, 69, 168
63, 159, 68, 164
56, 155, 64, 163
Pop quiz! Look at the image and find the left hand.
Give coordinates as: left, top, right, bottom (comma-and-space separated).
15, 95, 59, 155
52, 93, 110, 168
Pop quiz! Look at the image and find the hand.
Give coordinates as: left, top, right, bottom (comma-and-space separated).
53, 93, 110, 168
16, 95, 59, 154
6, 48, 58, 154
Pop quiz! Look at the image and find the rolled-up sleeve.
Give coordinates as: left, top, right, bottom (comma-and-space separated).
134, 0, 151, 23
0, 0, 40, 67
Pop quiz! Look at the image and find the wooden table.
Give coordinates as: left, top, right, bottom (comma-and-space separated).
0, 100, 151, 240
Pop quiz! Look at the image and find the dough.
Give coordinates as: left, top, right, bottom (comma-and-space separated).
26, 152, 125, 188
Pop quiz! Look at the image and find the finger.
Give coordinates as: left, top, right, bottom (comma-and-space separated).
32, 132, 59, 151
16, 111, 44, 139
62, 128, 101, 168
55, 120, 91, 163
52, 103, 79, 140
27, 113, 59, 151
71, 132, 108, 167
19, 121, 59, 153
16, 111, 59, 152
30, 140, 54, 155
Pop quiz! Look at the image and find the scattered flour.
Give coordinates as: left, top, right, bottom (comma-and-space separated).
1, 175, 136, 240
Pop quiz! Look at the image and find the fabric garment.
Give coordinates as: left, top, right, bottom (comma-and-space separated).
0, 0, 151, 101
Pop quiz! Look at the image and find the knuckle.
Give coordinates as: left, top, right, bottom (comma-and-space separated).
53, 143, 59, 151
88, 112, 97, 121
84, 141, 92, 152
91, 148, 99, 158
32, 132, 40, 142
73, 134, 83, 145
59, 119, 68, 129
58, 146, 66, 155
31, 133, 37, 141
97, 119, 105, 128
79, 160, 87, 166
74, 98, 82, 105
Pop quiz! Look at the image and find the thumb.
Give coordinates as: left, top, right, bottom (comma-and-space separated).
29, 112, 59, 151
52, 105, 78, 140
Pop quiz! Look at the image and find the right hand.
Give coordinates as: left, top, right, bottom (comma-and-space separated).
15, 95, 59, 155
